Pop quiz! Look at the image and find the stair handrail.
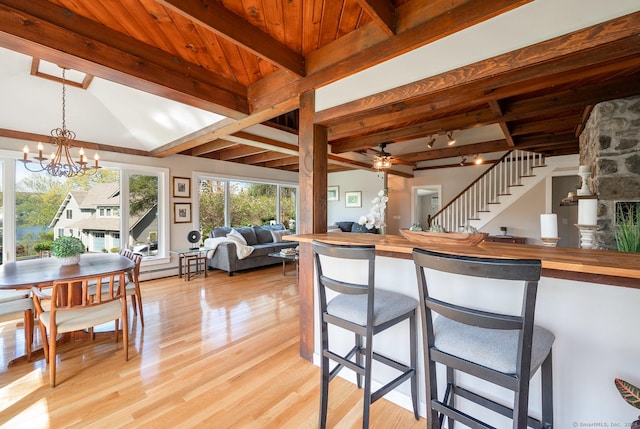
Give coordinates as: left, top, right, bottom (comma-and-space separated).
426, 149, 548, 228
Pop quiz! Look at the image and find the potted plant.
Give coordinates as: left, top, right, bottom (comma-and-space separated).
615, 206, 640, 253
614, 378, 640, 429
50, 236, 85, 266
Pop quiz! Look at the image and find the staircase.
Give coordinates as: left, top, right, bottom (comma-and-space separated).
429, 150, 554, 232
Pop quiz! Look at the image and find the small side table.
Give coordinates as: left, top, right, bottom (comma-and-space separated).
171, 248, 211, 281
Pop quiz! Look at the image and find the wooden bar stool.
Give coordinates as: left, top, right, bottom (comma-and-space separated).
412, 248, 554, 429
312, 240, 419, 429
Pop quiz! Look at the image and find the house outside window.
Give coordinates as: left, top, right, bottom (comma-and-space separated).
12, 162, 168, 262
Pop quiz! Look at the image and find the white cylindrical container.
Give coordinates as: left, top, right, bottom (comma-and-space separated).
540, 213, 558, 238
578, 199, 598, 226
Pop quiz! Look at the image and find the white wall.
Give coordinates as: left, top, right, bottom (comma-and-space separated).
327, 169, 384, 226
482, 180, 546, 243
387, 165, 491, 235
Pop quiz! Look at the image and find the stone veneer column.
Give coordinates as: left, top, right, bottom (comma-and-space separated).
579, 95, 640, 250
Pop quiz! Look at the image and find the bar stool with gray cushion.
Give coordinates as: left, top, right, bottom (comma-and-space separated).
312, 240, 419, 429
412, 248, 554, 429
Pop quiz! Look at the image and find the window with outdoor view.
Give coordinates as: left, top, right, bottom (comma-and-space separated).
128, 173, 159, 258
198, 179, 226, 234
10, 162, 165, 262
229, 181, 277, 227
198, 176, 297, 235
280, 186, 297, 232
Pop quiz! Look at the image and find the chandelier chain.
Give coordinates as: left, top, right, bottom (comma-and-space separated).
20, 65, 100, 177
61, 68, 66, 132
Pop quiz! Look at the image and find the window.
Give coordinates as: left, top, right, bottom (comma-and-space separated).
280, 186, 297, 232
229, 181, 277, 226
128, 173, 160, 259
10, 161, 166, 262
198, 179, 226, 234
198, 176, 297, 234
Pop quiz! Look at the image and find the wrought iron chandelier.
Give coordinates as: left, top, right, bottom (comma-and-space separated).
372, 143, 393, 171
21, 67, 100, 177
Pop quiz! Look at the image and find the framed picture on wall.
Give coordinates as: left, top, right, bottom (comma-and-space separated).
345, 191, 362, 208
172, 176, 191, 198
327, 186, 339, 201
174, 203, 192, 223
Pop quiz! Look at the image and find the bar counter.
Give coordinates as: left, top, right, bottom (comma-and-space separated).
288, 232, 640, 286
286, 232, 640, 426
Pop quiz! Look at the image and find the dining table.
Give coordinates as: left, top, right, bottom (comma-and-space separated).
0, 253, 135, 366
0, 253, 134, 290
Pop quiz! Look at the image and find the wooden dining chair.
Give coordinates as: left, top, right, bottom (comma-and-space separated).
89, 250, 144, 327
119, 249, 144, 326
32, 271, 129, 387
0, 290, 34, 361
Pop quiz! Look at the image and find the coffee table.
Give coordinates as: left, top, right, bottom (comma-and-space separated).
268, 252, 299, 276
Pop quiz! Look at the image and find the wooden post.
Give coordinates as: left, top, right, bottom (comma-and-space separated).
297, 90, 328, 361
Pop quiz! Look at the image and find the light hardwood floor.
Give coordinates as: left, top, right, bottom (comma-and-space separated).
0, 265, 424, 428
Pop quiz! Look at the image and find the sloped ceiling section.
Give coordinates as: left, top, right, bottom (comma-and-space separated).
0, 49, 226, 151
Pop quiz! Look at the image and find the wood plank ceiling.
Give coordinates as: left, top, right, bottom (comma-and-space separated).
1, 0, 639, 177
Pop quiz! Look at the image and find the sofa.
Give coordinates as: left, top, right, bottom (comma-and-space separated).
329, 221, 378, 234
204, 224, 297, 276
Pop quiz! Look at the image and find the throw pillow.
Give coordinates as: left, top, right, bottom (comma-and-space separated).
227, 228, 247, 245
271, 229, 291, 243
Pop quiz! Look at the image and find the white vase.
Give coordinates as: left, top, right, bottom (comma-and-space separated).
58, 255, 80, 266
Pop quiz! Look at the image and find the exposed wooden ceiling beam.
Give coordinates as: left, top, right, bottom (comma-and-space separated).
157, 0, 306, 77
155, 97, 299, 157
183, 139, 237, 156
488, 100, 514, 148
0, 128, 150, 156
241, 151, 292, 164
218, 145, 266, 161
397, 140, 510, 163
248, 0, 531, 112
414, 159, 499, 171
331, 71, 640, 154
0, 0, 248, 118
263, 156, 299, 168
355, 0, 396, 36
514, 133, 579, 150
314, 12, 640, 124
510, 116, 580, 136
326, 45, 640, 140
331, 109, 499, 153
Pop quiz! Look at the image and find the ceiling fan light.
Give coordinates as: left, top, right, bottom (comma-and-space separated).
372, 143, 393, 171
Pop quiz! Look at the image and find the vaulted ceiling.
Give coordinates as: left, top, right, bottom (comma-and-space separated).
1, 0, 639, 177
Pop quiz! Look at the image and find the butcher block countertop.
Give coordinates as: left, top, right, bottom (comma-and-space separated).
285, 232, 640, 287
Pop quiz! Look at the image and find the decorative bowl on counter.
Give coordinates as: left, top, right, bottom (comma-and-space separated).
399, 229, 489, 246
